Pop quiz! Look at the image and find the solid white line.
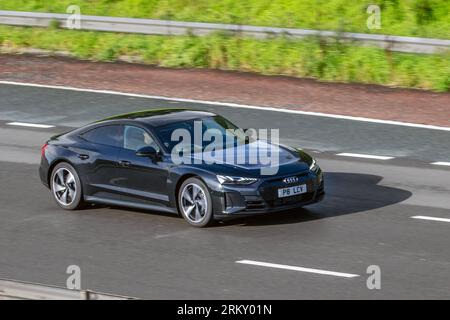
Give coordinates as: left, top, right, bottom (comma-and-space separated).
6, 122, 55, 129
1, 80, 450, 132
336, 153, 394, 160
235, 260, 359, 278
411, 216, 450, 223
431, 162, 450, 167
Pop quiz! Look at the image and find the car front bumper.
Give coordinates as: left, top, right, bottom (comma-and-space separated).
211, 171, 325, 218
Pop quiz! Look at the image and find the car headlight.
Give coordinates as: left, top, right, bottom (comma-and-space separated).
217, 175, 258, 185
309, 159, 320, 173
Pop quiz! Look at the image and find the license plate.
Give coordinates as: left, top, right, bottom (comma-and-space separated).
278, 184, 307, 198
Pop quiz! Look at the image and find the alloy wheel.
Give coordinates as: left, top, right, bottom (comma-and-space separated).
52, 168, 77, 206
180, 183, 208, 223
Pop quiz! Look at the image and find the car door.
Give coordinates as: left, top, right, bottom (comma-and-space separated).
115, 125, 171, 206
77, 124, 123, 200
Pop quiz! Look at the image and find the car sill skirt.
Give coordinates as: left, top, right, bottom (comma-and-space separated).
84, 196, 178, 214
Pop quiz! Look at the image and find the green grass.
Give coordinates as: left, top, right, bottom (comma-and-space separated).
0, 0, 449, 39
1, 25, 448, 91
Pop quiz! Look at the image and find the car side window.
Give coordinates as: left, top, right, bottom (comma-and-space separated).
80, 125, 123, 148
123, 126, 160, 152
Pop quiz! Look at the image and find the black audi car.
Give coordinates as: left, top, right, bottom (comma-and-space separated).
39, 109, 324, 227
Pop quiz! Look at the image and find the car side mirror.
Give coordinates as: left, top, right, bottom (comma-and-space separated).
136, 146, 160, 161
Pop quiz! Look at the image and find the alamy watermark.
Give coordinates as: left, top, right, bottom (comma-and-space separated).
367, 5, 381, 30
366, 265, 381, 290
66, 264, 81, 290
66, 5, 81, 30
169, 123, 280, 175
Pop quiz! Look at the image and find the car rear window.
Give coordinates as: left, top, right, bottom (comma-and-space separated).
80, 125, 123, 148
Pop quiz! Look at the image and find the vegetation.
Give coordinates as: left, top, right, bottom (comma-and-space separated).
1, 25, 448, 91
1, 0, 449, 39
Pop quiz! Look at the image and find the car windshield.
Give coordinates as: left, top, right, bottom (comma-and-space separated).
155, 116, 254, 153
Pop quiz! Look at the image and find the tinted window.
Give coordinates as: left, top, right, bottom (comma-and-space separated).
124, 125, 160, 152
155, 116, 251, 153
81, 125, 122, 147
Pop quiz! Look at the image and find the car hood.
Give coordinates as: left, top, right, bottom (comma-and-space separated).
186, 140, 310, 176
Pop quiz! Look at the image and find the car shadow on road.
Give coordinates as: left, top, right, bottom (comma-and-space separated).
216, 172, 412, 227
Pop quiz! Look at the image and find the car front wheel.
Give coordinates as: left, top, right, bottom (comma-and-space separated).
178, 177, 213, 227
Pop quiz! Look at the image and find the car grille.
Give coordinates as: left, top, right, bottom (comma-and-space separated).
258, 171, 315, 207
264, 171, 309, 184
245, 200, 266, 210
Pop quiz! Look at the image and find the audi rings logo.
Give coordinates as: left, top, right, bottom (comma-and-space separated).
283, 176, 299, 184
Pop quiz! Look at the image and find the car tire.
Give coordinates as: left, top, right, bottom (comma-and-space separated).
178, 177, 213, 227
50, 162, 85, 210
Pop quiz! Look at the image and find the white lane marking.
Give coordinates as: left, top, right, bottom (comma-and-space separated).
1, 81, 450, 132
235, 260, 359, 278
411, 216, 450, 223
431, 162, 450, 167
6, 122, 55, 129
336, 153, 394, 160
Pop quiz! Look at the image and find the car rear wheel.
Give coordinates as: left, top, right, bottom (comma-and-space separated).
51, 162, 84, 210
178, 178, 213, 227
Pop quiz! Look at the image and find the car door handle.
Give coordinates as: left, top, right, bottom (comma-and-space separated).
119, 160, 132, 167
77, 154, 89, 160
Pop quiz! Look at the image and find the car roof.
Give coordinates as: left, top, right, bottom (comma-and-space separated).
98, 108, 217, 127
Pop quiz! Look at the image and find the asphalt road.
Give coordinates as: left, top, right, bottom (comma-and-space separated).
1, 83, 450, 163
1, 83, 450, 299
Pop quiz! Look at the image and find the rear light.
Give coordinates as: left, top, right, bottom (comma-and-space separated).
41, 143, 49, 157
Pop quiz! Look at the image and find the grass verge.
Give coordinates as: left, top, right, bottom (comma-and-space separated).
0, 25, 448, 91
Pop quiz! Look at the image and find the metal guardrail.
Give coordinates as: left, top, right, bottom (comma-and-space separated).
0, 10, 449, 54
0, 278, 136, 300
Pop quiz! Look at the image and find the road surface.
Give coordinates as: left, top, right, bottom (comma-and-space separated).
0, 83, 449, 299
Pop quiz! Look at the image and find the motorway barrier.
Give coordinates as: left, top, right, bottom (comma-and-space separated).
0, 278, 136, 300
0, 10, 449, 54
